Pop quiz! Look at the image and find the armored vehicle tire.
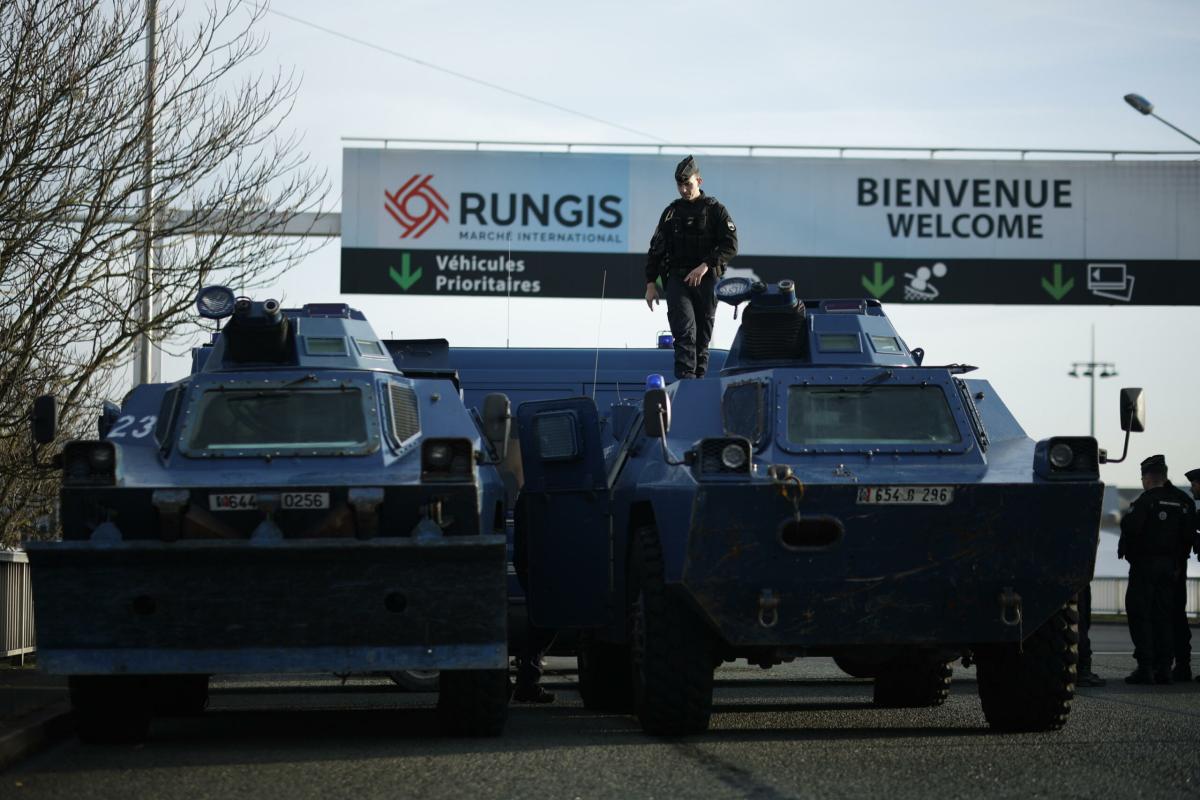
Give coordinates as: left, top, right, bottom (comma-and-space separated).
630, 525, 714, 737
437, 669, 508, 737
976, 601, 1078, 732
150, 675, 209, 717
834, 656, 883, 679
577, 634, 633, 712
872, 659, 953, 708
69, 676, 152, 744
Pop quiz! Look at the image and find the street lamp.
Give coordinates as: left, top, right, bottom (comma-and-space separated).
1123, 93, 1200, 147
1069, 324, 1117, 438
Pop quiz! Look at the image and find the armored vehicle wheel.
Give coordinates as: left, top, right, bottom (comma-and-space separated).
872, 658, 952, 708
976, 601, 1078, 732
577, 634, 633, 712
437, 669, 508, 737
150, 675, 209, 717
834, 655, 883, 679
630, 525, 714, 736
69, 676, 152, 744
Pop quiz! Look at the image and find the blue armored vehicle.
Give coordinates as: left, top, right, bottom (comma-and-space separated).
27, 288, 513, 742
510, 278, 1144, 735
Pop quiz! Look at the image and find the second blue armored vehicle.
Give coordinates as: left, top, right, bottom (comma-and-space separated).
510, 278, 1143, 735
27, 288, 513, 741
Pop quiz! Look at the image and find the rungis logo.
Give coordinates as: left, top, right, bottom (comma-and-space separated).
385, 175, 449, 238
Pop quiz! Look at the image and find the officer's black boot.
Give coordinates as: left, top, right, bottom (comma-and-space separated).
1153, 664, 1173, 685
1077, 665, 1107, 687
1171, 660, 1192, 682
1124, 665, 1155, 685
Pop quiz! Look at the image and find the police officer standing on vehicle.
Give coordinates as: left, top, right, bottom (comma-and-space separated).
645, 156, 738, 380
1119, 455, 1196, 684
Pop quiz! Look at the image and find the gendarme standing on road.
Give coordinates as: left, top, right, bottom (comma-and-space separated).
1118, 454, 1197, 685
644, 156, 738, 380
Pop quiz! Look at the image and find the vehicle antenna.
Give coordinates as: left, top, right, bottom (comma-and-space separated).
506, 246, 512, 348
591, 269, 607, 400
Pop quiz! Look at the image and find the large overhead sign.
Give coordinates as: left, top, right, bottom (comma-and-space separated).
341, 148, 1200, 304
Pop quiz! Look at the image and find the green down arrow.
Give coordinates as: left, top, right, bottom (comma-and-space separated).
389, 253, 422, 291
861, 261, 894, 299
1041, 262, 1074, 301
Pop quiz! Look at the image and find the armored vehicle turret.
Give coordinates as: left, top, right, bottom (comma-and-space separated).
27, 287, 512, 742
509, 278, 1145, 735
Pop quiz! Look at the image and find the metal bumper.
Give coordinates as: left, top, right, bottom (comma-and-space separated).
680, 482, 1102, 648
26, 536, 507, 674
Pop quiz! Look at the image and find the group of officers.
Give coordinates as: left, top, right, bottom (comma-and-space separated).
1081, 455, 1200, 687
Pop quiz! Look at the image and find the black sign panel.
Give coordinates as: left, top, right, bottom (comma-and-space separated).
341, 248, 1200, 305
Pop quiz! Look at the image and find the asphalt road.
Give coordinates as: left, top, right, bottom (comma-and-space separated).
7, 624, 1200, 799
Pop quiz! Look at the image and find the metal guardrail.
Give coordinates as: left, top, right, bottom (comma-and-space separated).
1, 550, 35, 661
341, 137, 1200, 161
1091, 577, 1199, 618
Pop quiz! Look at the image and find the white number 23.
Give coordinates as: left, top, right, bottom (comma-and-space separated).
108, 415, 156, 439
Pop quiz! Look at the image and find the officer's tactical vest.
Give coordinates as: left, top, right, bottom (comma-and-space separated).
1136, 487, 1191, 556
667, 199, 715, 271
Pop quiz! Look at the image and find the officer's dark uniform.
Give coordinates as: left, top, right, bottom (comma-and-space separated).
1119, 455, 1196, 684
645, 156, 738, 380
1077, 579, 1104, 686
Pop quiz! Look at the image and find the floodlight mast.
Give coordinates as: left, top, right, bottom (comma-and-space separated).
1068, 324, 1117, 438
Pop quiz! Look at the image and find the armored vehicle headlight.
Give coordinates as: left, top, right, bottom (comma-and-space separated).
195, 285, 236, 320
61, 441, 117, 486
90, 446, 114, 468
1048, 442, 1075, 469
1035, 436, 1099, 481
715, 277, 752, 305
696, 437, 751, 475
427, 442, 453, 467
720, 443, 748, 470
421, 438, 474, 481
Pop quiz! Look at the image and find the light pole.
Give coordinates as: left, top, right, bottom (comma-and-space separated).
1068, 324, 1117, 438
1123, 93, 1200, 147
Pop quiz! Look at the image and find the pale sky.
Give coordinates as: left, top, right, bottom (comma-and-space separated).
162, 0, 1200, 489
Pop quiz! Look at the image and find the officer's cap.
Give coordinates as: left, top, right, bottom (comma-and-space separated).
1185, 468, 1200, 483
675, 155, 699, 183
1140, 454, 1167, 476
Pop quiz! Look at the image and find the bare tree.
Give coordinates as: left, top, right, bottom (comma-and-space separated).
0, 0, 329, 546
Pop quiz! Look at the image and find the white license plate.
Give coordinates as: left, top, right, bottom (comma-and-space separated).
209, 492, 330, 511
856, 486, 954, 506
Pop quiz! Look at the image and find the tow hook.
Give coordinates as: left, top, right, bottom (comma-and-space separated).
999, 586, 1024, 652
758, 589, 780, 628
768, 465, 804, 520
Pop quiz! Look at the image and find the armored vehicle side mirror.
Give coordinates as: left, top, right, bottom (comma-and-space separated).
98, 401, 121, 439
1119, 387, 1145, 433
643, 388, 671, 438
482, 393, 511, 460
1100, 387, 1145, 464
31, 395, 57, 444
